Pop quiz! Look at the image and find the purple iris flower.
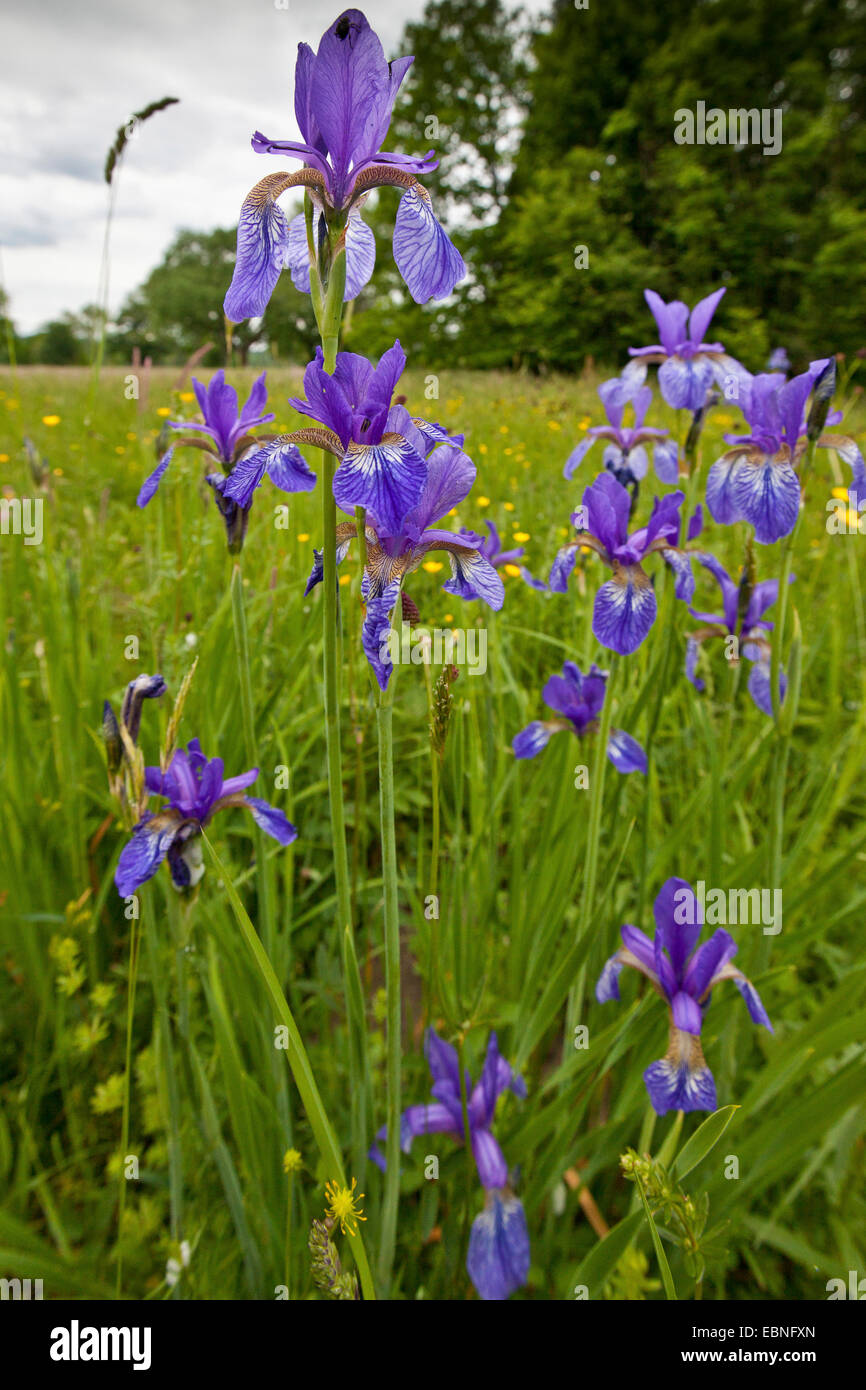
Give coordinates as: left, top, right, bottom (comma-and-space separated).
228, 341, 426, 536
549, 473, 699, 656
706, 359, 864, 544
767, 347, 791, 373
628, 288, 745, 414
512, 661, 646, 773
224, 10, 464, 321
115, 738, 297, 897
564, 376, 679, 488
596, 877, 773, 1114
303, 399, 504, 687
686, 554, 791, 716
137, 371, 316, 553
370, 1028, 530, 1302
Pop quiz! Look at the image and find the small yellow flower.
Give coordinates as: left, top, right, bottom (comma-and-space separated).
504, 563, 522, 578
831, 486, 850, 501
503, 501, 515, 512
504, 447, 513, 455
339, 573, 351, 586
444, 613, 453, 623
477, 496, 490, 507
156, 407, 172, 417
297, 532, 310, 542
479, 443, 488, 455
126, 431, 137, 441
53, 467, 64, 477
42, 414, 61, 426
283, 1148, 303, 1174
547, 420, 561, 432
115, 446, 126, 455
578, 416, 592, 431
423, 560, 443, 573
499, 425, 509, 435
513, 531, 530, 543
324, 1177, 366, 1236
179, 391, 195, 403
0, 453, 8, 463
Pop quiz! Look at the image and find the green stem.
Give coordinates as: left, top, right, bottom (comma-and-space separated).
230, 561, 275, 954
115, 909, 141, 1297
203, 830, 376, 1300
565, 655, 618, 1042
376, 592, 403, 1294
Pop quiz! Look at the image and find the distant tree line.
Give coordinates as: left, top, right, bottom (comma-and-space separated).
5, 0, 864, 372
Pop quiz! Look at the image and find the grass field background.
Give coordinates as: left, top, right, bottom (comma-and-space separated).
1, 362, 864, 1300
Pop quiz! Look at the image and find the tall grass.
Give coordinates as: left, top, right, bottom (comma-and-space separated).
0, 364, 864, 1299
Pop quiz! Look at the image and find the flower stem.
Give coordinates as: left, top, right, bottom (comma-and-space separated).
203, 830, 376, 1300
565, 655, 618, 1041
114, 909, 141, 1297
376, 596, 403, 1294
230, 561, 275, 954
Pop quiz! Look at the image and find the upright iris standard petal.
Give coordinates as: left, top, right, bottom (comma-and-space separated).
466, 1191, 530, 1302
393, 186, 466, 303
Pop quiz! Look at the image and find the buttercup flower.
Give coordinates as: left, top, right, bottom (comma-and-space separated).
370, 1028, 529, 1301
549, 472, 698, 655
512, 661, 646, 772
137, 371, 316, 552
686, 553, 791, 715
628, 288, 744, 413
115, 738, 296, 896
706, 359, 864, 544
596, 877, 773, 1114
564, 375, 679, 488
224, 9, 464, 321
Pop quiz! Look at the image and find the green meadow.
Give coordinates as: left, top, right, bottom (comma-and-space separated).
1, 362, 865, 1300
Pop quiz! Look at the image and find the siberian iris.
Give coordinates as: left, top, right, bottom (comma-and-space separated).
224, 9, 464, 321
512, 661, 646, 773
564, 375, 679, 490
237, 342, 503, 687
706, 359, 865, 544
370, 1027, 530, 1302
596, 877, 773, 1114
627, 287, 745, 414
137, 371, 316, 552
686, 553, 791, 716
115, 738, 296, 896
549, 472, 698, 655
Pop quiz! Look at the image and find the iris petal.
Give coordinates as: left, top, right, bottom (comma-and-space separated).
393, 185, 466, 303
466, 1191, 530, 1302
592, 564, 657, 655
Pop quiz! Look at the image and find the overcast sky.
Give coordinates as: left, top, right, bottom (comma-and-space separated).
0, 0, 547, 334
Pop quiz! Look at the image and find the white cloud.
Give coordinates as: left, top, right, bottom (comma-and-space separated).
2, 0, 547, 333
